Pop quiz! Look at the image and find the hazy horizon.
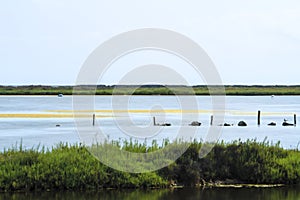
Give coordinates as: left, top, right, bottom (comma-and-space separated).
3, 83, 300, 87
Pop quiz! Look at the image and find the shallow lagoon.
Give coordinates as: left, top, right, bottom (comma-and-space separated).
0, 95, 299, 150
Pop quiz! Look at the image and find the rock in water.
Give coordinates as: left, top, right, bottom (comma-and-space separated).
282, 121, 294, 126
268, 122, 276, 126
189, 121, 201, 126
223, 123, 232, 126
238, 121, 247, 126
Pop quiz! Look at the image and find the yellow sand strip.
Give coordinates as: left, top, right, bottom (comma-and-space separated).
47, 109, 216, 114
0, 113, 110, 118
1, 110, 295, 118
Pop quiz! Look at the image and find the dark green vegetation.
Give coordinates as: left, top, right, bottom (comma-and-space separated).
1, 85, 300, 95
0, 143, 167, 191
164, 139, 300, 186
1, 140, 300, 192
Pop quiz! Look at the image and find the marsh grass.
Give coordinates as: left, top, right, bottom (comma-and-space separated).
0, 139, 300, 191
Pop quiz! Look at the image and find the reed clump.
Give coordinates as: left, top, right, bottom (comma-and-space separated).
0, 139, 299, 191
159, 139, 300, 186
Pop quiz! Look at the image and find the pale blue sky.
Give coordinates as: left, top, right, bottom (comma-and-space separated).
0, 0, 300, 85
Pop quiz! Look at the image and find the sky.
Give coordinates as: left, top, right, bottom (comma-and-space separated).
0, 0, 300, 85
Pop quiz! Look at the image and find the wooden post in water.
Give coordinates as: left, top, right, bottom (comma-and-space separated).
92, 114, 95, 126
210, 115, 214, 126
258, 110, 261, 126
153, 116, 156, 126
294, 114, 297, 126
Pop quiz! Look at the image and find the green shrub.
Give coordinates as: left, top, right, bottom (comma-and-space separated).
1, 139, 300, 191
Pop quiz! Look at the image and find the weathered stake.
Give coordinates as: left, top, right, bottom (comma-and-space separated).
92, 114, 95, 126
294, 114, 297, 126
210, 115, 214, 126
153, 116, 156, 126
258, 110, 261, 126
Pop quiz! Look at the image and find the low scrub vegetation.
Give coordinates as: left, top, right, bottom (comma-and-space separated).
0, 139, 299, 191
1, 85, 300, 95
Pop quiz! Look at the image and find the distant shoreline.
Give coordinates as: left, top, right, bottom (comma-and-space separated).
1, 85, 300, 95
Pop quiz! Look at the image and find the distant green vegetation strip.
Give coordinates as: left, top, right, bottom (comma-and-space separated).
1, 85, 300, 95
1, 139, 300, 192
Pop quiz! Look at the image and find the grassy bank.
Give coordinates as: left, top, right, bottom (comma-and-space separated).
1, 139, 300, 192
1, 85, 300, 95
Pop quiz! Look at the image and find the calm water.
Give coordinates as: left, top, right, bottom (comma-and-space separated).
0, 95, 300, 150
1, 187, 300, 200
